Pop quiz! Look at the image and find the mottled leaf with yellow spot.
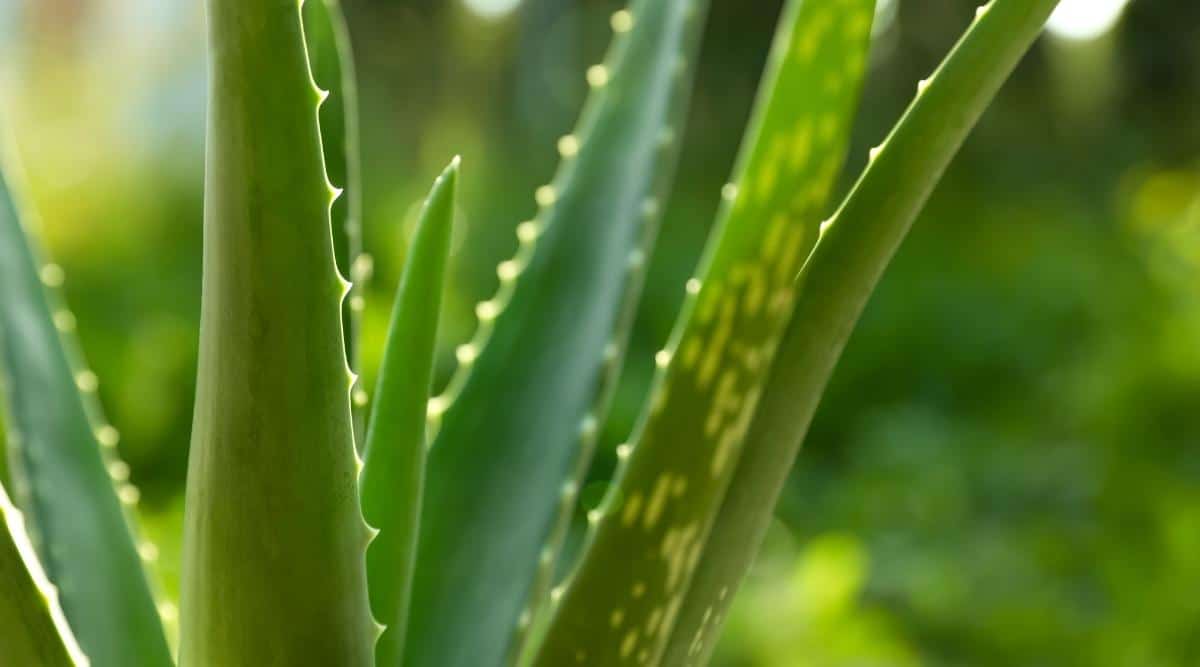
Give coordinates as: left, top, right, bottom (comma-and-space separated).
531, 1, 876, 664
663, 1, 1061, 663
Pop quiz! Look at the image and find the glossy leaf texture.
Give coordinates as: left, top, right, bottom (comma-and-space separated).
405, 2, 711, 666
662, 1, 1062, 662
532, 0, 876, 663
361, 158, 458, 667
0, 483, 88, 667
0, 135, 172, 667
179, 0, 374, 664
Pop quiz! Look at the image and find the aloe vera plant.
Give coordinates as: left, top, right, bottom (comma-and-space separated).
0, 0, 1060, 665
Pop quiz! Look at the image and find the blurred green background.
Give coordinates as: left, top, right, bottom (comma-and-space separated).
3, 0, 1200, 664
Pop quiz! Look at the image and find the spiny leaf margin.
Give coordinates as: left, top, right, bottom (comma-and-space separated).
0, 127, 171, 667
179, 0, 373, 662
531, 0, 876, 663
662, 0, 1063, 662
405, 2, 712, 666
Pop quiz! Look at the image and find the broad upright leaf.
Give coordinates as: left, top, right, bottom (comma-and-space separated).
0, 482, 88, 667
405, 2, 711, 666
179, 1, 373, 664
532, 0, 875, 663
662, 1, 1061, 662
361, 158, 458, 667
0, 138, 171, 666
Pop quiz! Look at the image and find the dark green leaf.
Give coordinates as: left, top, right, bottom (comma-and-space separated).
406, 2, 712, 666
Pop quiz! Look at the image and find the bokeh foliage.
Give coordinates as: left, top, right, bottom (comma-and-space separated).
1, 0, 1199, 664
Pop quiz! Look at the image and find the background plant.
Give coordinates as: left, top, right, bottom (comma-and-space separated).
0, 1, 1195, 667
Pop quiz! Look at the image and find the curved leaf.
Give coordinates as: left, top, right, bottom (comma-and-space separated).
532, 0, 875, 663
0, 136, 171, 667
0, 482, 88, 667
662, 1, 1062, 663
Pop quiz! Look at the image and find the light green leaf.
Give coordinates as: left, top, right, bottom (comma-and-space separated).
303, 0, 367, 421
532, 0, 875, 663
0, 137, 171, 667
179, 1, 374, 663
361, 158, 458, 667
0, 482, 88, 667
662, 1, 1062, 663
405, 2, 711, 666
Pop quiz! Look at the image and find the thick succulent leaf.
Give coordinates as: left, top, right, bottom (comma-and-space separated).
179, 1, 374, 664
0, 482, 88, 667
303, 0, 366, 405
0, 139, 171, 667
406, 2, 711, 666
531, 0, 875, 663
661, 1, 1061, 662
361, 158, 458, 667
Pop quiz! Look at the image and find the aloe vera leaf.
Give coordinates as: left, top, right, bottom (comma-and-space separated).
531, 0, 876, 663
179, 0, 374, 664
404, 3, 711, 666
361, 158, 458, 667
660, 1, 1061, 663
303, 0, 367, 419
0, 142, 172, 666
0, 482, 89, 667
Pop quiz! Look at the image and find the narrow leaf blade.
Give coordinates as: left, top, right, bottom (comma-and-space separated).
532, 0, 875, 663
405, 2, 712, 665
362, 158, 458, 667
0, 483, 88, 667
662, 2, 1061, 663
0, 139, 172, 667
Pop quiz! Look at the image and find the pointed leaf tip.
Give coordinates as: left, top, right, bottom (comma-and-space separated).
362, 163, 458, 667
406, 0, 713, 662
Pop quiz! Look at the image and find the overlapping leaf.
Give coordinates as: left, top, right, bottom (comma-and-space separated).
0, 137, 171, 667
0, 482, 88, 667
661, 2, 1062, 662
405, 2, 713, 665
532, 0, 876, 663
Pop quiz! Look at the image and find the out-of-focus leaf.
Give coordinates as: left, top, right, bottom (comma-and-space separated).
0, 137, 171, 667
0, 482, 88, 667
